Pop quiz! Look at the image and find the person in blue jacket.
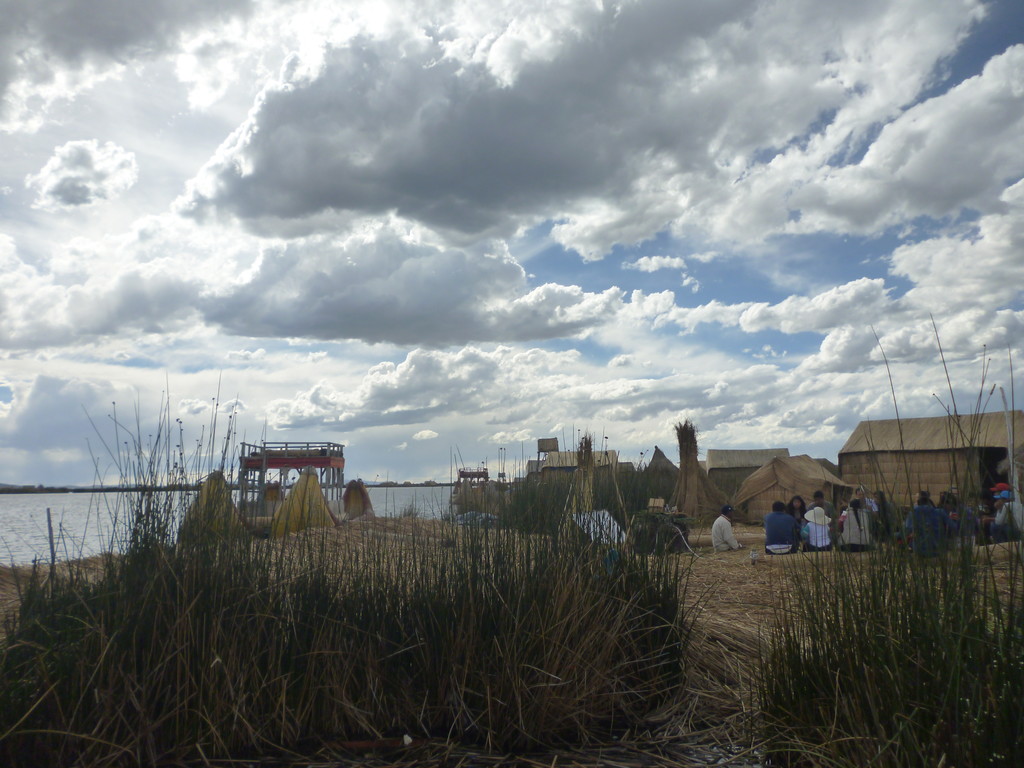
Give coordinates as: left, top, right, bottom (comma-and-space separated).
905, 491, 951, 557
764, 500, 800, 554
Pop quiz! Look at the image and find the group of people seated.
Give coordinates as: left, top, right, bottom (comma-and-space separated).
760, 489, 876, 554
900, 486, 1021, 555
709, 482, 1020, 556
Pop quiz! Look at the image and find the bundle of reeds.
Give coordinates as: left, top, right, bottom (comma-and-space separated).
670, 421, 728, 519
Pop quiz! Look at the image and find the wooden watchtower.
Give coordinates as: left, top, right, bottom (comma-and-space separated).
238, 441, 345, 517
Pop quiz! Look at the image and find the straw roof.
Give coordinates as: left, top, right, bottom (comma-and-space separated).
542, 450, 619, 469
646, 445, 678, 474
840, 411, 1024, 454
705, 448, 789, 470
734, 454, 853, 513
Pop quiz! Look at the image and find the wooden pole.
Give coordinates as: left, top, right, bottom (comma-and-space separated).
46, 506, 57, 583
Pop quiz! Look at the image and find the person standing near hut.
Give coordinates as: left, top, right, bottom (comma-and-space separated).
765, 500, 800, 554
711, 505, 744, 551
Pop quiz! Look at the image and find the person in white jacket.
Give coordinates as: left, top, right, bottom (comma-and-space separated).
711, 505, 743, 552
837, 498, 873, 552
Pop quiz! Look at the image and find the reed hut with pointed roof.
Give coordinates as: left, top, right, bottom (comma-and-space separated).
635, 445, 681, 510
705, 448, 790, 501
734, 454, 853, 520
838, 411, 1024, 505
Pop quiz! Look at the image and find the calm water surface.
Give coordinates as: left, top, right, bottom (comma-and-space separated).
0, 486, 451, 565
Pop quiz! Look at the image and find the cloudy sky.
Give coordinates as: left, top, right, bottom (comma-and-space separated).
2, 0, 1023, 486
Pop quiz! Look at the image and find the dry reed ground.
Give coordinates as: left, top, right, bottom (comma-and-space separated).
1, 519, 1018, 767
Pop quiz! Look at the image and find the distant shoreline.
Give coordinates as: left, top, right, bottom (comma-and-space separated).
0, 482, 453, 494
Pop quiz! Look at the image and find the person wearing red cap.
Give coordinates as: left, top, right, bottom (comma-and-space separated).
991, 486, 1021, 543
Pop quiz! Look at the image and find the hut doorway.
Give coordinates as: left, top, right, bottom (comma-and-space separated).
979, 446, 1009, 489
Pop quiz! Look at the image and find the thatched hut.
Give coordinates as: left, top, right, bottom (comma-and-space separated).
734, 454, 853, 520
538, 450, 619, 477
669, 421, 730, 519
705, 448, 790, 501
838, 411, 1024, 505
642, 446, 681, 506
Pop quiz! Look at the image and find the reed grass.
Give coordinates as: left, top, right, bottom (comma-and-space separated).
758, 543, 1023, 767
0, 415, 691, 766
759, 341, 1023, 767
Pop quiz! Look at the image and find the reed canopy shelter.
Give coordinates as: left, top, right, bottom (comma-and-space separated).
705, 448, 789, 501
838, 411, 1024, 505
733, 454, 853, 520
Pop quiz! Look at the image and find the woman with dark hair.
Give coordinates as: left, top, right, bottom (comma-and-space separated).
786, 495, 807, 529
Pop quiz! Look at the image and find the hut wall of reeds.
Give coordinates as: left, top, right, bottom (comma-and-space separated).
733, 454, 853, 520
705, 448, 790, 501
838, 411, 1024, 505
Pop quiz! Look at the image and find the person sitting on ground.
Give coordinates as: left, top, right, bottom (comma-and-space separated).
711, 504, 744, 552
786, 495, 808, 529
812, 490, 836, 519
837, 498, 873, 552
855, 485, 881, 539
979, 487, 998, 541
801, 505, 832, 552
905, 491, 950, 557
857, 486, 879, 514
937, 491, 956, 534
765, 500, 800, 554
991, 488, 1021, 543
874, 489, 896, 541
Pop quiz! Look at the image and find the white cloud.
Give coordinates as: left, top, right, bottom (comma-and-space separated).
624, 255, 688, 272
890, 179, 1024, 312
0, 0, 254, 131
791, 44, 1024, 234
412, 429, 438, 440
226, 348, 267, 361
177, 0, 985, 256
26, 140, 138, 209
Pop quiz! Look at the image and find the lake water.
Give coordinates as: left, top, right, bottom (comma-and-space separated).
0, 486, 451, 565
